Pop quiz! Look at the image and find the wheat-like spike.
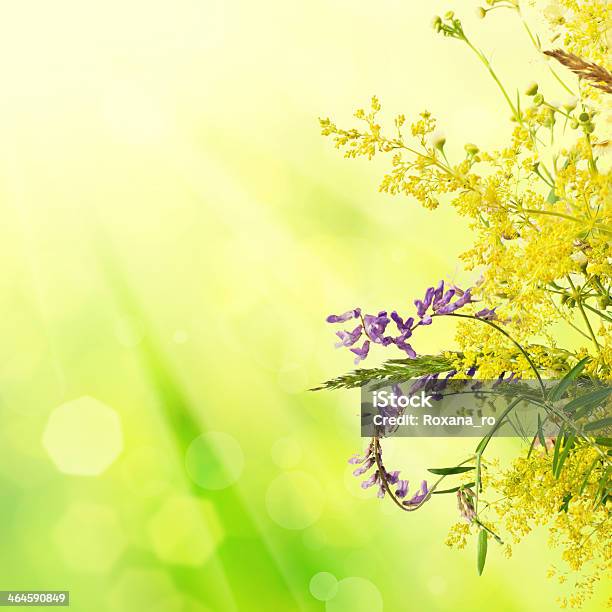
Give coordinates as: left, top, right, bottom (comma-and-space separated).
544, 49, 612, 94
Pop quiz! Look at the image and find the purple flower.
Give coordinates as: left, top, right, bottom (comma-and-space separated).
391, 311, 414, 334
475, 307, 497, 321
457, 488, 476, 523
348, 442, 411, 501
409, 374, 433, 394
352, 457, 375, 476
350, 340, 370, 364
364, 311, 390, 344
432, 280, 444, 302
386, 470, 400, 485
403, 480, 429, 507
396, 479, 408, 498
433, 288, 456, 310
348, 448, 371, 464
326, 308, 361, 323
335, 325, 363, 348
394, 333, 417, 358
452, 288, 473, 308
361, 472, 378, 489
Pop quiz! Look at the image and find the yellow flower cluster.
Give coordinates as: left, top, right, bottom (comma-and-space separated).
492, 445, 610, 608
320, 8, 612, 379
541, 0, 611, 68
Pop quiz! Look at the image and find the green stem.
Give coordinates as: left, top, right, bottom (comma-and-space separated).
567, 276, 601, 354
372, 437, 473, 512
462, 37, 519, 120
583, 302, 612, 324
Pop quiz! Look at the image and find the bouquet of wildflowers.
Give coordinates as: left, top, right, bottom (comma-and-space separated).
318, 2, 611, 607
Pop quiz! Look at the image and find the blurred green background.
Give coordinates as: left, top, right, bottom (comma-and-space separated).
0, 1, 608, 610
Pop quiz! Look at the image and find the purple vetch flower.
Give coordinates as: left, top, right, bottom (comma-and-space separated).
456, 487, 476, 523
475, 307, 497, 321
350, 340, 370, 364
363, 311, 390, 344
325, 281, 495, 365
403, 480, 430, 507
432, 280, 444, 302
348, 441, 414, 501
326, 308, 361, 323
433, 288, 456, 311
466, 365, 477, 377
348, 447, 372, 464
361, 472, 379, 489
334, 325, 363, 348
352, 457, 375, 476
409, 373, 434, 394
394, 332, 417, 358
390, 311, 414, 334
396, 479, 409, 498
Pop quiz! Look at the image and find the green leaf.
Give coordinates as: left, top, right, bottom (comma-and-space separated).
548, 358, 589, 402
477, 530, 488, 576
312, 354, 455, 391
579, 457, 600, 495
551, 427, 564, 475
584, 416, 612, 432
427, 466, 475, 476
566, 387, 612, 419
594, 437, 612, 447
559, 493, 572, 513
547, 188, 559, 204
537, 413, 548, 450
433, 482, 475, 495
553, 434, 575, 479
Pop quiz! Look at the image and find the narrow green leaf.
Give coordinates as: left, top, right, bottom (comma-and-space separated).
537, 413, 548, 450
559, 493, 572, 513
548, 358, 589, 402
477, 530, 488, 576
594, 437, 612, 447
584, 416, 612, 432
579, 457, 600, 495
427, 466, 475, 476
551, 427, 564, 475
566, 387, 611, 418
553, 434, 575, 479
433, 482, 475, 495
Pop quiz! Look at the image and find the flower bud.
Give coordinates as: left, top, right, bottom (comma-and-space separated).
444, 10, 455, 20
525, 82, 538, 96
476, 7, 486, 19
464, 143, 479, 155
578, 112, 590, 123
533, 93, 544, 106
431, 131, 446, 150
432, 15, 442, 31
563, 97, 578, 111
598, 296, 611, 309
584, 122, 595, 134
570, 119, 579, 129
